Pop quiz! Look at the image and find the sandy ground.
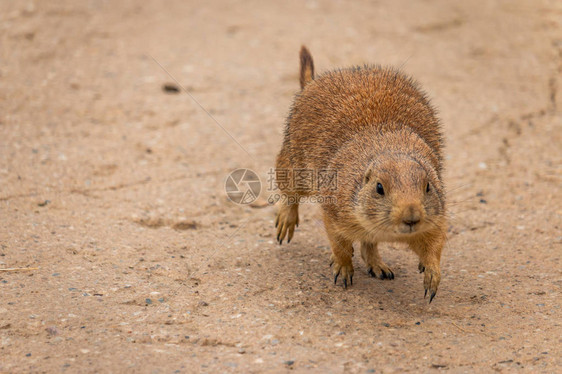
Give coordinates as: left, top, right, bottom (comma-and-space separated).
1, 0, 561, 372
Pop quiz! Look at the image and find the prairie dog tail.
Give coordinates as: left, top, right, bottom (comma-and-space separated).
299, 46, 314, 89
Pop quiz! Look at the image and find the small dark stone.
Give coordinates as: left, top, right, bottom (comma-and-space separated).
145, 298, 152, 305
479, 199, 487, 204
284, 360, 295, 366
415, 321, 421, 325
162, 83, 180, 94
26, 353, 31, 357
38, 200, 50, 207
382, 323, 390, 327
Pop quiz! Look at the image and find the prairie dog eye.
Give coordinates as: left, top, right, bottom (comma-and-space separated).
426, 183, 430, 193
376, 182, 385, 196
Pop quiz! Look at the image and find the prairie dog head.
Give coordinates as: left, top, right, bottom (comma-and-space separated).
355, 154, 444, 239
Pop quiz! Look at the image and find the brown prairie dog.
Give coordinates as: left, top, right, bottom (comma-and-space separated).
275, 46, 447, 303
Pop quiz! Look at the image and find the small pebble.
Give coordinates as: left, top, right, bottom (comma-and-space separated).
162, 83, 180, 94
284, 360, 295, 366
198, 301, 209, 307
45, 326, 59, 336
26, 353, 31, 357
145, 298, 152, 305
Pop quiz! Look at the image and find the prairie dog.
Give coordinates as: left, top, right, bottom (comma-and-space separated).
275, 46, 447, 303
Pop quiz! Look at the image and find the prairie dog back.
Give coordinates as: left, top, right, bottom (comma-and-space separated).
286, 66, 443, 174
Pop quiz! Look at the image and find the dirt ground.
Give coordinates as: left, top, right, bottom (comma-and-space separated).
1, 0, 561, 372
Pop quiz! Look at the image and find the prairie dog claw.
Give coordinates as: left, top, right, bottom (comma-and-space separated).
275, 203, 299, 244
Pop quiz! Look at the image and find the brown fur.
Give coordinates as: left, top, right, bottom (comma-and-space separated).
275, 47, 447, 302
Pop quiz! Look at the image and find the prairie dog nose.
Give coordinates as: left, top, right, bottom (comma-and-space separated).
403, 217, 420, 227
402, 205, 422, 226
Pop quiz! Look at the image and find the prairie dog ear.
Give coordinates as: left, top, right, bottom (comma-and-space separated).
363, 168, 372, 185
